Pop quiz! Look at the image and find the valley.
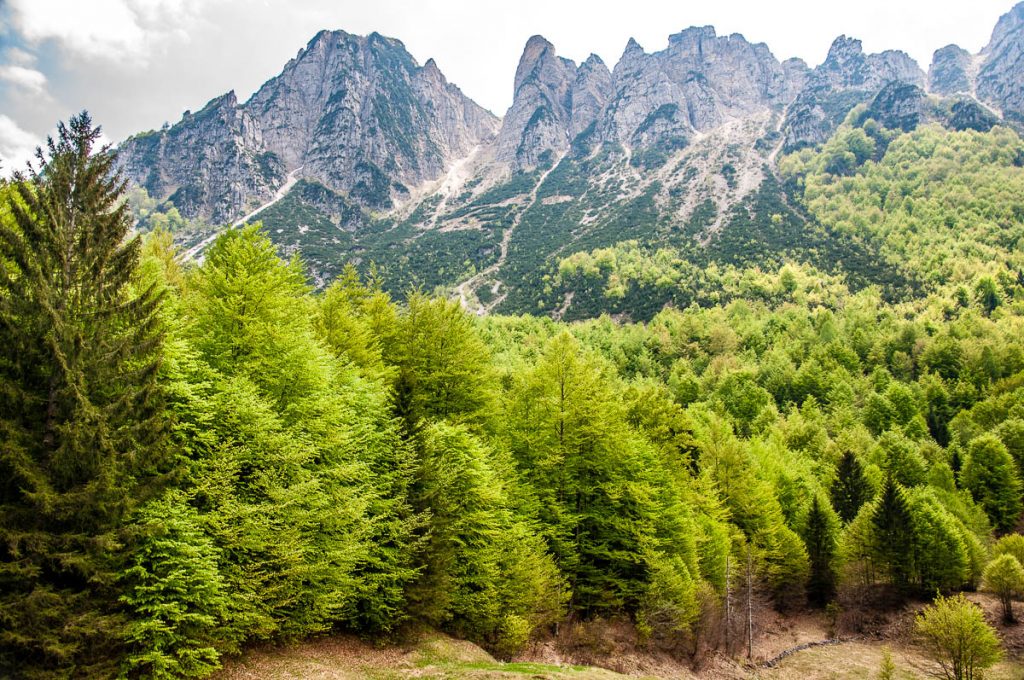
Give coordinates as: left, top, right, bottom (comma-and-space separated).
3, 2, 1024, 679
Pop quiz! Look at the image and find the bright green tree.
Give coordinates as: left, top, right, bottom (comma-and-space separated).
961, 434, 1023, 533
982, 554, 1024, 623
119, 492, 230, 678
915, 593, 1002, 680
993, 534, 1024, 565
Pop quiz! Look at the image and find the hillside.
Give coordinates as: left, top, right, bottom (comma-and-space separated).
118, 4, 1024, 320
6, 5, 1024, 680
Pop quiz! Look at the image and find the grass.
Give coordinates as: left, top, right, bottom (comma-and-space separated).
761, 640, 1024, 680
216, 630, 628, 679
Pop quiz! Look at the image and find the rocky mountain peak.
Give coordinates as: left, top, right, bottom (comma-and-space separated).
928, 44, 972, 95
581, 53, 607, 71
118, 28, 498, 221
494, 36, 581, 167
514, 36, 566, 92
988, 1, 1024, 50
420, 57, 446, 83
978, 2, 1024, 121
667, 25, 717, 51
569, 54, 613, 140
782, 35, 924, 150
617, 37, 645, 70
823, 35, 864, 67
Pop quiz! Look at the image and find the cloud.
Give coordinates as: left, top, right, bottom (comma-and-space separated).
0, 65, 48, 95
4, 47, 37, 67
9, 0, 146, 61
6, 0, 213, 64
0, 115, 41, 174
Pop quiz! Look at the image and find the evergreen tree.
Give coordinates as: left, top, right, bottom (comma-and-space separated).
802, 495, 839, 606
871, 476, 916, 590
0, 112, 168, 675
831, 450, 871, 523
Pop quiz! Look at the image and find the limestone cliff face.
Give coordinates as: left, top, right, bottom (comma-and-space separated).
492, 36, 589, 167
118, 91, 284, 222
605, 27, 795, 143
929, 45, 973, 95
495, 27, 934, 167
569, 54, 614, 141
120, 9, 1024, 226
781, 36, 925, 149
495, 27, 801, 169
978, 2, 1024, 122
119, 30, 499, 222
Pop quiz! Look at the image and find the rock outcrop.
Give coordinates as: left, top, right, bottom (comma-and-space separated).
496, 27, 802, 169
782, 36, 925, 149
929, 45, 973, 95
119, 30, 499, 222
492, 35, 582, 167
977, 2, 1024, 122
604, 27, 795, 143
867, 81, 927, 132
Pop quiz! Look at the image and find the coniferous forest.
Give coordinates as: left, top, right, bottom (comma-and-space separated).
3, 112, 1024, 678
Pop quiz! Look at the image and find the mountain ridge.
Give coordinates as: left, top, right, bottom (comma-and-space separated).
119, 2, 1024, 315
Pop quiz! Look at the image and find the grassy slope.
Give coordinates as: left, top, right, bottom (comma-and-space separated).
216, 593, 1024, 679
215, 631, 628, 679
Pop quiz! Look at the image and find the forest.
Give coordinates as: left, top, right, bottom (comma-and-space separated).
2, 113, 1024, 678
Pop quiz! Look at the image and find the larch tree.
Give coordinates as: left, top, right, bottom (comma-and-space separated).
982, 554, 1024, 624
961, 434, 1022, 533
915, 593, 1002, 680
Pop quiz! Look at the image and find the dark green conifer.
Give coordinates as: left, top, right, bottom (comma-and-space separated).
0, 112, 167, 675
871, 476, 916, 590
830, 450, 871, 523
802, 496, 839, 606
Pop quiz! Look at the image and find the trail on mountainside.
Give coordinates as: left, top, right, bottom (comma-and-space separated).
454, 155, 565, 315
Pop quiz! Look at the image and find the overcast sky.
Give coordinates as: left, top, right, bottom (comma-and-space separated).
0, 0, 1017, 172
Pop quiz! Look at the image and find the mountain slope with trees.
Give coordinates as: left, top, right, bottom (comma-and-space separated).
3, 113, 1024, 677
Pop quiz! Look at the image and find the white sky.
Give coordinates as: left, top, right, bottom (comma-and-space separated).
0, 0, 1017, 173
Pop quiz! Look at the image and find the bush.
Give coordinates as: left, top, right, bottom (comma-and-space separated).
982, 554, 1024, 623
915, 593, 1001, 680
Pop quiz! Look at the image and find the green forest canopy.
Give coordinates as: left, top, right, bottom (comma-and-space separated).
1, 113, 1024, 678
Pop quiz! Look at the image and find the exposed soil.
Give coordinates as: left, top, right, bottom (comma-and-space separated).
215, 592, 1024, 679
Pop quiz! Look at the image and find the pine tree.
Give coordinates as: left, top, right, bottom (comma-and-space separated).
802, 495, 839, 606
831, 450, 871, 523
0, 112, 168, 675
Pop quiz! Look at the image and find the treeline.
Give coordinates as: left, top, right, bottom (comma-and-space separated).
2, 114, 1024, 678
557, 118, 1024, 320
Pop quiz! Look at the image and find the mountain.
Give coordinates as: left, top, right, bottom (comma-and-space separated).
119, 30, 499, 223
120, 2, 1024, 316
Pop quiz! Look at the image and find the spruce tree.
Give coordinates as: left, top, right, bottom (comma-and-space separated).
0, 112, 167, 675
831, 450, 871, 523
802, 495, 839, 606
871, 475, 916, 591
